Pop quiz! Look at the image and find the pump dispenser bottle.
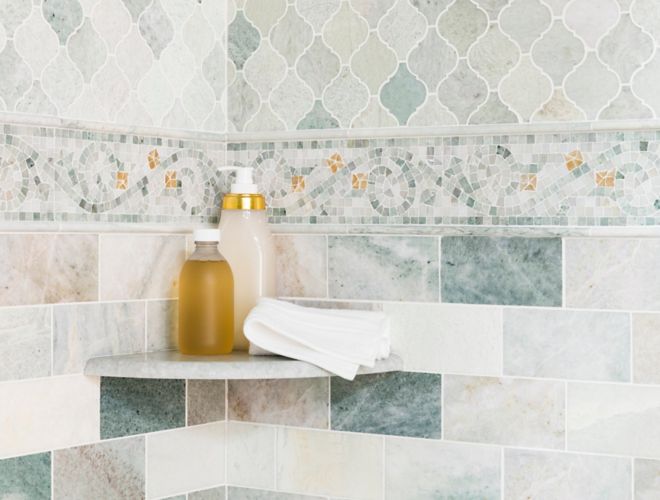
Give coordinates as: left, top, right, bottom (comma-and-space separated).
217, 167, 275, 351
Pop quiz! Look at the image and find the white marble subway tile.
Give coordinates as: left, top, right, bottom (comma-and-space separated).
274, 235, 327, 298
146, 422, 225, 499
504, 449, 632, 499
276, 427, 383, 499
633, 313, 660, 384
99, 234, 186, 300
0, 234, 98, 306
504, 308, 630, 381
0, 374, 99, 458
147, 299, 178, 351
567, 382, 660, 458
0, 305, 51, 382
565, 238, 660, 311
635, 458, 660, 500
226, 422, 276, 490
53, 301, 145, 375
385, 303, 502, 376
443, 375, 565, 449
385, 437, 501, 499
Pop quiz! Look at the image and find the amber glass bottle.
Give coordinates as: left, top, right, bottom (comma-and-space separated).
178, 230, 234, 355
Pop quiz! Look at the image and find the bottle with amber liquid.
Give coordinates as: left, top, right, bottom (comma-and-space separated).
178, 229, 234, 355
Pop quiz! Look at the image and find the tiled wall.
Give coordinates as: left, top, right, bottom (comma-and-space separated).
227, 0, 660, 131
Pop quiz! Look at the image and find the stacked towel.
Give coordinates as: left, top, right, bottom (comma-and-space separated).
244, 298, 390, 380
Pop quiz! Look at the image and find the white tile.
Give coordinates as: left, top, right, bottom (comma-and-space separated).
385, 437, 500, 499
505, 449, 631, 499
567, 382, 660, 458
276, 427, 382, 499
0, 305, 51, 382
227, 422, 276, 490
443, 375, 565, 449
146, 422, 225, 499
0, 375, 100, 458
633, 313, 660, 384
385, 303, 502, 376
635, 458, 660, 500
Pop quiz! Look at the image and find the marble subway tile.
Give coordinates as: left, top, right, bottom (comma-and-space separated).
504, 308, 630, 381
567, 382, 660, 458
385, 303, 502, 375
0, 305, 51, 382
504, 449, 631, 499
274, 234, 327, 298
276, 427, 383, 499
53, 436, 145, 500
385, 438, 501, 499
147, 299, 178, 351
227, 422, 275, 490
189, 487, 227, 499
635, 459, 660, 500
443, 375, 565, 448
146, 422, 225, 499
0, 452, 51, 500
441, 236, 562, 306
228, 378, 328, 428
0, 234, 98, 306
331, 372, 441, 438
566, 238, 660, 311
633, 313, 660, 384
0, 375, 99, 459
227, 487, 323, 499
187, 380, 226, 426
100, 377, 185, 439
53, 301, 145, 375
99, 234, 186, 300
328, 235, 439, 301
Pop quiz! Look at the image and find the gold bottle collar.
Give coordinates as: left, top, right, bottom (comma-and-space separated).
221, 193, 266, 211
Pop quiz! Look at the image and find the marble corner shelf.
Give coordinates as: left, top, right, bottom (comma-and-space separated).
84, 351, 403, 380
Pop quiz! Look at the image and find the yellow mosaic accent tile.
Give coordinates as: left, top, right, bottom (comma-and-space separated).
326, 153, 345, 173
165, 171, 177, 189
291, 175, 305, 192
565, 150, 583, 171
595, 169, 615, 187
520, 173, 537, 191
352, 173, 368, 190
148, 149, 160, 170
116, 171, 128, 190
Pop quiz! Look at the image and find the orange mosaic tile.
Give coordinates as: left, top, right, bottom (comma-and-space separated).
116, 171, 128, 190
565, 150, 583, 171
165, 171, 177, 189
148, 149, 160, 170
520, 174, 537, 191
326, 153, 345, 173
291, 175, 305, 192
352, 173, 368, 190
595, 169, 615, 187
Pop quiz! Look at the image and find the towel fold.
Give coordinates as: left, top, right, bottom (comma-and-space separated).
244, 298, 390, 380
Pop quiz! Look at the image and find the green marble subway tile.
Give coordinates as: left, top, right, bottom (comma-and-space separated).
328, 235, 439, 301
187, 380, 226, 426
331, 372, 441, 438
101, 377, 185, 439
441, 236, 562, 306
53, 436, 145, 500
0, 452, 51, 500
227, 486, 323, 499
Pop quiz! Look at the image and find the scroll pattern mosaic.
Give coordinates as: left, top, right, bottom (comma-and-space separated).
0, 0, 226, 131
227, 0, 660, 131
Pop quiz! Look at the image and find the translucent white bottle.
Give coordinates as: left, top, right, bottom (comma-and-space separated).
218, 168, 276, 351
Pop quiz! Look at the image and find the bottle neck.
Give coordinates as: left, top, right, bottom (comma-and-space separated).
191, 242, 224, 261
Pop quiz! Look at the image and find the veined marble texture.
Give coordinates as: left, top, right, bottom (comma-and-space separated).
227, 422, 276, 490
567, 382, 660, 458
443, 375, 565, 449
187, 380, 226, 426
566, 238, 660, 311
633, 314, 660, 384
191, 487, 230, 500
635, 458, 660, 500
228, 486, 323, 500
147, 299, 178, 351
504, 308, 630, 381
384, 438, 501, 500
274, 234, 328, 298
0, 305, 51, 381
53, 436, 145, 500
504, 449, 631, 500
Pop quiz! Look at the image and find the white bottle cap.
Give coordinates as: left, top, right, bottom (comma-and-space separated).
193, 229, 220, 242
231, 167, 259, 194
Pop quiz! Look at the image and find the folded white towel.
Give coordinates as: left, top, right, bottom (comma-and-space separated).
244, 298, 390, 380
